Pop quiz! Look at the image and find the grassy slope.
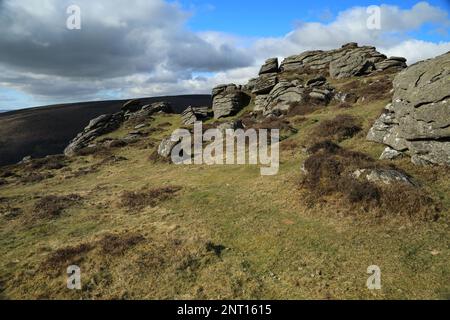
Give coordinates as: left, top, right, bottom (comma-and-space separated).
0, 75, 449, 300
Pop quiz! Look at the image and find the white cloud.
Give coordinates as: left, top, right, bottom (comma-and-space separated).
0, 0, 449, 108
380, 40, 450, 64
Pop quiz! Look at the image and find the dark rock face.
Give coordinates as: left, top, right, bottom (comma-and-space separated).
212, 84, 250, 119
367, 51, 450, 165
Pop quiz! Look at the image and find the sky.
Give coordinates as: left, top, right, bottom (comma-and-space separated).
0, 0, 449, 110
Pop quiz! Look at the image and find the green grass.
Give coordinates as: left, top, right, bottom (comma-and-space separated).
0, 75, 449, 300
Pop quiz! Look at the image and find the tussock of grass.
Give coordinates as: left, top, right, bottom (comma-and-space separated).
33, 194, 82, 219
43, 243, 93, 272
313, 114, 362, 142
287, 99, 325, 117
119, 186, 182, 210
98, 233, 146, 255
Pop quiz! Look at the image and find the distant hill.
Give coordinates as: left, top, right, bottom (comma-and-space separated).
0, 95, 211, 166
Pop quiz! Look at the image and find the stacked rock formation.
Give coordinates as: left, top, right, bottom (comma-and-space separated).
212, 84, 251, 119
367, 51, 450, 165
246, 43, 407, 117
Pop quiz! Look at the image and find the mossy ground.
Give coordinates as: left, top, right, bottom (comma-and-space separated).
0, 74, 449, 300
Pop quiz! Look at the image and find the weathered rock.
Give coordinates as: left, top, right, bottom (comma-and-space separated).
306, 75, 327, 87
121, 99, 142, 113
262, 81, 305, 116
375, 57, 407, 71
334, 91, 358, 104
367, 51, 450, 165
259, 58, 279, 75
279, 43, 398, 79
134, 124, 147, 130
380, 147, 403, 160
352, 168, 416, 186
252, 73, 278, 95
243, 78, 258, 92
64, 112, 124, 156
126, 101, 172, 122
329, 51, 375, 79
181, 106, 210, 125
253, 95, 269, 112
157, 137, 179, 158
212, 84, 250, 119
280, 50, 328, 72
309, 88, 332, 102
181, 106, 198, 125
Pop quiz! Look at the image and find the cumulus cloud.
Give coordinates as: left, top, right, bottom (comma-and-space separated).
0, 0, 449, 108
0, 0, 253, 104
253, 2, 450, 62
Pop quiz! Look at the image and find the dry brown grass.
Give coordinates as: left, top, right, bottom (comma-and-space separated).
0, 169, 14, 178
300, 141, 440, 220
312, 114, 362, 142
148, 149, 171, 163
26, 155, 67, 171
280, 139, 300, 152
98, 233, 146, 255
76, 145, 113, 158
32, 194, 82, 219
336, 102, 353, 109
341, 76, 393, 103
287, 96, 326, 117
119, 186, 182, 210
43, 243, 93, 272
20, 172, 54, 184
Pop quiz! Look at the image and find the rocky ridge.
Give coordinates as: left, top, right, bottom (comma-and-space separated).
62, 43, 449, 166
64, 101, 173, 156
237, 42, 407, 117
